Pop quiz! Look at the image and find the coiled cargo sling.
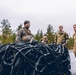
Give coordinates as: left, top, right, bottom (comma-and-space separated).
0, 41, 71, 75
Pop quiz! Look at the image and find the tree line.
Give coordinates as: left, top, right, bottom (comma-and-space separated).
0, 19, 74, 50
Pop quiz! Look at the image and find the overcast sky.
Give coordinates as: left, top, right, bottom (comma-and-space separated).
0, 0, 76, 37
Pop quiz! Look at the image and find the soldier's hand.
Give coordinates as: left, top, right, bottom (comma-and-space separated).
62, 43, 66, 46
30, 37, 34, 43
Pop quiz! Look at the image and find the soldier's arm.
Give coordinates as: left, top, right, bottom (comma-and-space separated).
16, 29, 23, 42
54, 33, 57, 43
40, 38, 42, 42
24, 35, 32, 41
46, 38, 48, 44
22, 30, 33, 42
73, 34, 74, 46
65, 33, 69, 44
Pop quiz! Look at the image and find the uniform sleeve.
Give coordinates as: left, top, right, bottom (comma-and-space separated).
73, 34, 74, 46
65, 33, 69, 44
24, 35, 32, 41
40, 38, 42, 42
54, 33, 57, 43
22, 29, 33, 42
16, 29, 23, 42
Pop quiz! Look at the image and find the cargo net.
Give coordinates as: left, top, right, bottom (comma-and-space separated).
0, 41, 71, 75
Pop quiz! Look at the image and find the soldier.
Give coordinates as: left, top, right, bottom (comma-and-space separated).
54, 25, 69, 46
40, 34, 48, 44
73, 24, 76, 57
16, 20, 33, 42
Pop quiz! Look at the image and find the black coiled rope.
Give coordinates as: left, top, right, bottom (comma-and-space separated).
0, 42, 71, 75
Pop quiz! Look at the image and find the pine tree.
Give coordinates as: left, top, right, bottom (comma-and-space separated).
46, 24, 54, 43
12, 33, 16, 43
34, 29, 43, 41
1, 19, 12, 44
40, 30, 43, 39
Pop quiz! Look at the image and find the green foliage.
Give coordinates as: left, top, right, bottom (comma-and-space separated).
34, 29, 43, 41
34, 24, 55, 43
66, 37, 74, 49
11, 33, 16, 43
1, 19, 12, 44
46, 24, 55, 43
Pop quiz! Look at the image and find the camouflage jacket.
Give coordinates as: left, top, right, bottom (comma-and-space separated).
54, 31, 69, 44
73, 33, 76, 50
16, 27, 33, 42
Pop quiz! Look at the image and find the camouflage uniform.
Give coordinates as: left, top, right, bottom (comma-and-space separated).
54, 31, 69, 45
73, 33, 76, 57
16, 27, 32, 42
40, 36, 48, 44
